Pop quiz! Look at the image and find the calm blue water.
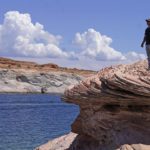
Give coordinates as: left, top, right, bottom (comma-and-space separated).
0, 94, 79, 150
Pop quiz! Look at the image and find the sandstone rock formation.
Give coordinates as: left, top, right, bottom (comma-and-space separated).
0, 57, 95, 93
0, 57, 95, 76
0, 69, 85, 93
35, 60, 150, 150
35, 132, 78, 150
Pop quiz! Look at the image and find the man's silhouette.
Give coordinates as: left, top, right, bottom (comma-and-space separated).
141, 19, 150, 70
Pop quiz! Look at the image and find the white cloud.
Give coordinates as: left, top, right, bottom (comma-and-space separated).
73, 28, 126, 61
125, 51, 146, 61
0, 11, 146, 70
9, 55, 145, 71
0, 11, 74, 58
73, 28, 146, 61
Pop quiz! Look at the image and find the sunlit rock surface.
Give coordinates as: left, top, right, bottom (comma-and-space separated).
35, 60, 150, 150
0, 57, 95, 94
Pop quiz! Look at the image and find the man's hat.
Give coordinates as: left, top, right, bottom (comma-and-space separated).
146, 19, 150, 22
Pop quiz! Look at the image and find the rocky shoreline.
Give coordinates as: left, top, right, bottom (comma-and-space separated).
0, 57, 95, 94
0, 68, 89, 94
35, 60, 150, 150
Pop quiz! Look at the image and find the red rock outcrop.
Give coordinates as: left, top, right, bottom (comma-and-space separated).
0, 57, 96, 94
63, 60, 150, 149
40, 63, 59, 69
35, 60, 150, 150
0, 57, 38, 69
0, 57, 95, 77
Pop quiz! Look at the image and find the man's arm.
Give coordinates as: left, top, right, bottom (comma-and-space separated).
141, 35, 146, 48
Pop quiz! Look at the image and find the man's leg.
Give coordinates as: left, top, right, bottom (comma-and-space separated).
146, 45, 150, 69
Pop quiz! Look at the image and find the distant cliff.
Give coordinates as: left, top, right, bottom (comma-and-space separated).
36, 60, 150, 150
0, 57, 95, 94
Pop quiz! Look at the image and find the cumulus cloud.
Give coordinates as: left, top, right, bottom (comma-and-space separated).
73, 28, 126, 61
73, 28, 146, 61
0, 11, 146, 69
125, 51, 146, 61
0, 11, 74, 58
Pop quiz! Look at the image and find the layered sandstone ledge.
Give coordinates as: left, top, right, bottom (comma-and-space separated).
36, 60, 150, 150
0, 57, 95, 94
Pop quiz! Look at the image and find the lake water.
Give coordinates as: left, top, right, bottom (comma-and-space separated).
0, 94, 79, 150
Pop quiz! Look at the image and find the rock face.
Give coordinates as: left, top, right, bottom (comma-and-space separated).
0, 57, 95, 94
0, 69, 90, 94
35, 132, 78, 150
36, 60, 150, 149
0, 57, 95, 76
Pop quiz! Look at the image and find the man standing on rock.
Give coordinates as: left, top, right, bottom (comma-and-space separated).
141, 19, 150, 70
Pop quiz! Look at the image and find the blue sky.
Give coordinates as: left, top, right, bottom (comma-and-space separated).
0, 0, 149, 70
